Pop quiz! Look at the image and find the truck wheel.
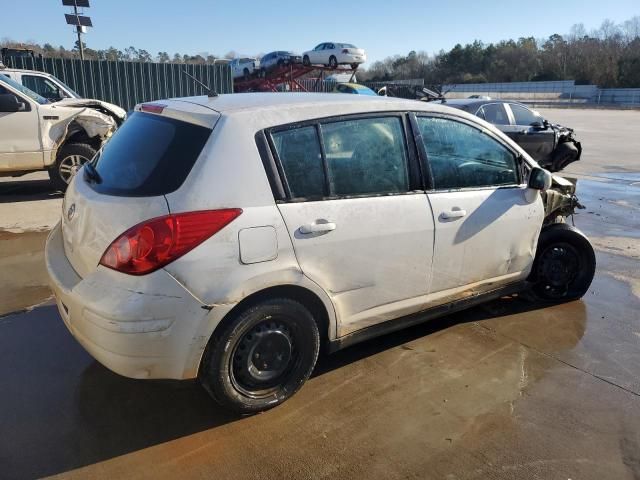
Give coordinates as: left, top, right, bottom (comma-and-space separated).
199, 297, 320, 413
243, 68, 250, 81
49, 143, 96, 192
303, 55, 310, 66
530, 224, 596, 302
329, 56, 338, 69
550, 142, 579, 172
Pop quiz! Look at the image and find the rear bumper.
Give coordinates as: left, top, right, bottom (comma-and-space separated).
337, 53, 366, 64
45, 222, 211, 380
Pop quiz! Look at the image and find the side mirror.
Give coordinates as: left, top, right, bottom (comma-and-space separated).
0, 93, 24, 112
530, 120, 547, 130
528, 167, 552, 191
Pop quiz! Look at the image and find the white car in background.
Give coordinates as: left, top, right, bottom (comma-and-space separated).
303, 43, 366, 69
230, 57, 260, 80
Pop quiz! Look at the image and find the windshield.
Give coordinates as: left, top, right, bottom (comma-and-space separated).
0, 74, 49, 105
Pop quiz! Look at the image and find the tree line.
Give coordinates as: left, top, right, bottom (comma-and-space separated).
360, 17, 640, 88
2, 16, 639, 87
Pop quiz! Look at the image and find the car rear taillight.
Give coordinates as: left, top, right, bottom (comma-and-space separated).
140, 103, 166, 114
342, 49, 349, 54
99, 209, 242, 275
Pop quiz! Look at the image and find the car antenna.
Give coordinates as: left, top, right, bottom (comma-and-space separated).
182, 69, 218, 97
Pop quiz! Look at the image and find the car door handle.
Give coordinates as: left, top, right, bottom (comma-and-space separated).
441, 209, 467, 220
299, 221, 336, 234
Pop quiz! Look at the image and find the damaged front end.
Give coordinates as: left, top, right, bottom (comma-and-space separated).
541, 174, 585, 226
549, 123, 582, 172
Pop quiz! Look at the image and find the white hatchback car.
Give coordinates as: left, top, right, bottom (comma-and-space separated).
303, 43, 366, 69
46, 93, 595, 413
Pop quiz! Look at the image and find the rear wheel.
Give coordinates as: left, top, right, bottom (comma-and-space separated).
49, 142, 96, 192
329, 56, 338, 69
199, 298, 320, 413
243, 68, 250, 81
303, 55, 310, 66
530, 224, 596, 302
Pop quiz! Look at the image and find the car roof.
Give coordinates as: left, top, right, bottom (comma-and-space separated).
442, 98, 525, 109
168, 94, 485, 131
0, 68, 52, 76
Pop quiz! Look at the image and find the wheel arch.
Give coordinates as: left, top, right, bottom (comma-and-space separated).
190, 281, 337, 379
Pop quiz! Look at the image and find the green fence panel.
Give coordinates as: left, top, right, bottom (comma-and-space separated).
6, 57, 232, 111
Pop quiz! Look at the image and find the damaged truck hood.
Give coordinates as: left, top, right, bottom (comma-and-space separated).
54, 98, 127, 122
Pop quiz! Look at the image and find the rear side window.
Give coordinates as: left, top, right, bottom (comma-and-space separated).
321, 117, 409, 196
271, 126, 325, 199
478, 104, 509, 125
417, 117, 518, 189
92, 112, 211, 196
270, 116, 410, 200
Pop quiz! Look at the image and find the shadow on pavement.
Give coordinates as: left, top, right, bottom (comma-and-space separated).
0, 179, 63, 203
0, 296, 581, 479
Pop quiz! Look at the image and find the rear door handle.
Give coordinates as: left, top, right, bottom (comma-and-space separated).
299, 221, 336, 234
441, 209, 467, 220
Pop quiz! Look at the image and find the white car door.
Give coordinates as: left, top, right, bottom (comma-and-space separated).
0, 84, 43, 171
308, 44, 325, 64
271, 115, 435, 337
413, 114, 544, 300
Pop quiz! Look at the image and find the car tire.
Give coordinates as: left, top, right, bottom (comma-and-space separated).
350, 63, 359, 70
303, 55, 310, 67
49, 142, 96, 192
199, 297, 321, 414
529, 224, 596, 302
243, 68, 250, 81
329, 56, 338, 69
550, 142, 580, 172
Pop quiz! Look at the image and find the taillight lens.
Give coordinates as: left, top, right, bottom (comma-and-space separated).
342, 49, 349, 54
100, 209, 242, 275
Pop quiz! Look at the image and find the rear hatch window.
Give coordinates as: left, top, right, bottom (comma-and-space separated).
91, 111, 212, 196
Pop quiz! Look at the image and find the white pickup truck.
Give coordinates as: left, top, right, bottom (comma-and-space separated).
0, 71, 125, 190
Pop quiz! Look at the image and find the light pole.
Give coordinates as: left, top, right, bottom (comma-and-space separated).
63, 0, 92, 60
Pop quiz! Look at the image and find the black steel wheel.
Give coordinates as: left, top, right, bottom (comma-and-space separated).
530, 224, 596, 302
329, 56, 338, 69
199, 297, 320, 413
303, 55, 310, 66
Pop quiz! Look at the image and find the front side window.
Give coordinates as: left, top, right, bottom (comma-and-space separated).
478, 103, 509, 125
22, 75, 62, 100
272, 126, 325, 199
509, 103, 541, 126
417, 116, 519, 190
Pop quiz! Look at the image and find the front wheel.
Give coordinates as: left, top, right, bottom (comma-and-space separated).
530, 224, 596, 302
329, 56, 338, 69
199, 298, 320, 413
303, 55, 310, 66
49, 143, 96, 192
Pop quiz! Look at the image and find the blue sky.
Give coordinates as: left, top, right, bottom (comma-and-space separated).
2, 0, 638, 63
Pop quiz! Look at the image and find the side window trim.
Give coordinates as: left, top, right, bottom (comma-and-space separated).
264, 112, 420, 202
412, 112, 523, 192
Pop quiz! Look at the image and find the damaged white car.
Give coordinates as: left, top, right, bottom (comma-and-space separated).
46, 94, 595, 413
0, 74, 125, 190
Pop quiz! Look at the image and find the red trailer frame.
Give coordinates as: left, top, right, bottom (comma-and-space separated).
234, 63, 358, 93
